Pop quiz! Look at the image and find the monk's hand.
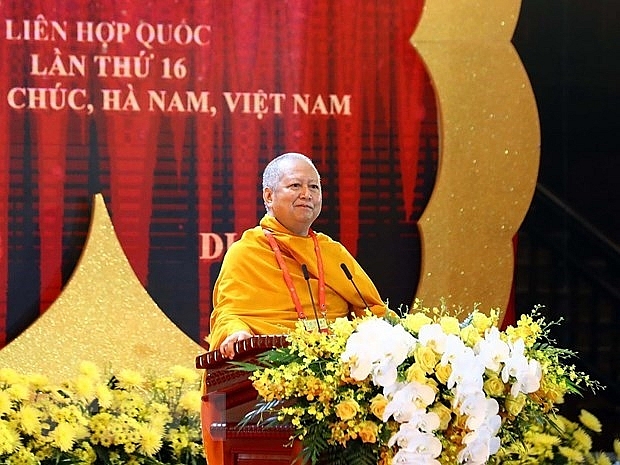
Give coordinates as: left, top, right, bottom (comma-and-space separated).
219, 331, 253, 359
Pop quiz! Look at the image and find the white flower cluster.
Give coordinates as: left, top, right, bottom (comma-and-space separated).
341, 317, 543, 465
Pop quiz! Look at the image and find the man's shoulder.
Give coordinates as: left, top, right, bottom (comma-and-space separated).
313, 230, 342, 246
312, 230, 356, 261
225, 225, 267, 255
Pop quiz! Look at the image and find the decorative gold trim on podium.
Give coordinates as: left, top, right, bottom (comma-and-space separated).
0, 194, 203, 382
412, 0, 540, 322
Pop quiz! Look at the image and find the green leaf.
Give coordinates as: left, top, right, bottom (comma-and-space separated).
238, 398, 283, 427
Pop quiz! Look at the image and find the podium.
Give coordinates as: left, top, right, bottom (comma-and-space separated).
196, 335, 301, 465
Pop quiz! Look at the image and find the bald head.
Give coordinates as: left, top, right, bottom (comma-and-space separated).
262, 152, 320, 192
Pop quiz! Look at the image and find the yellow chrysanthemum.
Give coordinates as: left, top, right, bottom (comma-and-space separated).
138, 424, 164, 456
14, 404, 42, 435
178, 390, 202, 413
0, 368, 20, 384
78, 361, 101, 380
579, 409, 602, 433
10, 447, 41, 464
527, 432, 561, 448
74, 375, 96, 399
0, 391, 12, 416
572, 427, 593, 451
26, 373, 50, 390
115, 369, 145, 389
0, 420, 21, 455
558, 445, 584, 462
595, 452, 613, 465
170, 365, 200, 384
95, 384, 114, 409
50, 421, 78, 452
7, 383, 30, 402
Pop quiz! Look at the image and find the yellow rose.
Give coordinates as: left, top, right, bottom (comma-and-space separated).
483, 375, 506, 397
429, 402, 452, 430
460, 325, 482, 347
505, 393, 527, 416
335, 399, 359, 421
403, 312, 433, 333
414, 346, 439, 373
406, 363, 428, 383
358, 420, 380, 443
539, 379, 565, 404
439, 316, 460, 335
369, 395, 388, 420
472, 312, 494, 333
434, 363, 452, 384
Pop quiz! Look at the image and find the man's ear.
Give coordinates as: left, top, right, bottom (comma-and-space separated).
263, 188, 273, 208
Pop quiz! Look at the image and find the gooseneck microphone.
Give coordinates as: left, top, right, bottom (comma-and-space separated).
340, 263, 370, 311
301, 264, 322, 331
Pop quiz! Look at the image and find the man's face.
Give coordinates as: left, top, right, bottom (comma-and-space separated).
263, 158, 322, 236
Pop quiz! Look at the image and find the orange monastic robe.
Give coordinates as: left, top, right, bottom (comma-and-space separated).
202, 214, 386, 465
207, 214, 386, 348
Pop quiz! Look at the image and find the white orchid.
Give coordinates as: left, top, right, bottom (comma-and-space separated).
417, 323, 448, 355
382, 381, 436, 423
341, 317, 417, 387
459, 393, 499, 431
389, 423, 442, 464
502, 338, 542, 396
474, 326, 510, 372
439, 333, 470, 366
457, 415, 502, 465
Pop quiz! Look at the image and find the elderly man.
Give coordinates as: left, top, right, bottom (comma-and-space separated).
208, 152, 386, 356
203, 152, 386, 465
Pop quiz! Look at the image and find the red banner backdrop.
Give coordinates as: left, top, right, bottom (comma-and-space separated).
0, 0, 437, 346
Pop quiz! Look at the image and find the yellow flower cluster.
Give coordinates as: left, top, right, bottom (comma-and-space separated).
0, 363, 205, 465
494, 410, 613, 465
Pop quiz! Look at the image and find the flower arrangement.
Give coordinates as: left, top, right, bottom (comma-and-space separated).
242, 301, 613, 465
0, 362, 206, 465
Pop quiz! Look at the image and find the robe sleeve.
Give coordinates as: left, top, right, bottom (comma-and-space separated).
207, 242, 256, 349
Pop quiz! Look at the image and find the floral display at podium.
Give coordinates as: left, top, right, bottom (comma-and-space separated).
242, 301, 605, 465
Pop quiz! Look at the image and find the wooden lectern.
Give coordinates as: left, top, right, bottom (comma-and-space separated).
196, 335, 301, 465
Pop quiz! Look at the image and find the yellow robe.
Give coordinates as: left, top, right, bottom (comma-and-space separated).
208, 214, 386, 348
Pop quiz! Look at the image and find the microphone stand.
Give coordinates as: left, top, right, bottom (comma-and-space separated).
301, 264, 322, 332
340, 263, 370, 312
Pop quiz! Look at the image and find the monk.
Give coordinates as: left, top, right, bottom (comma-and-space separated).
202, 152, 387, 464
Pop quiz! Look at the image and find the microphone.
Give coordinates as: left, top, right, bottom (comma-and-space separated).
340, 263, 370, 311
301, 264, 322, 331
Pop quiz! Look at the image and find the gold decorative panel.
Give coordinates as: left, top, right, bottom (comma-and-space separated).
0, 194, 204, 383
413, 0, 540, 323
